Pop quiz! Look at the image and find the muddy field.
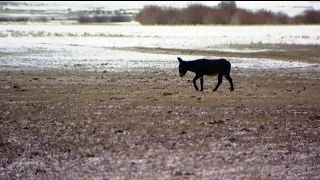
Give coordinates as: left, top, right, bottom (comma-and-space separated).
1, 55, 320, 179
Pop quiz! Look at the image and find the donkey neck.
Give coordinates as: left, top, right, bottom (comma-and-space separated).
184, 60, 206, 72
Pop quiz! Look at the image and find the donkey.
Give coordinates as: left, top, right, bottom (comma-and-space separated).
177, 57, 234, 92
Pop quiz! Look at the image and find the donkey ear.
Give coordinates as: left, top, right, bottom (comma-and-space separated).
177, 57, 183, 63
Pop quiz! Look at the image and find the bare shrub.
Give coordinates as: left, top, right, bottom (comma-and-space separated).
217, 1, 237, 23
203, 8, 230, 24
301, 9, 320, 24
231, 9, 254, 24
180, 4, 210, 24
134, 2, 320, 25
135, 5, 168, 25
231, 8, 291, 25
293, 14, 304, 24
292, 9, 320, 25
78, 15, 131, 23
32, 16, 49, 22
165, 7, 182, 25
110, 15, 131, 22
152, 7, 171, 25
78, 15, 91, 23
217, 1, 237, 11
276, 12, 291, 24
93, 16, 110, 23
0, 16, 29, 22
253, 9, 278, 24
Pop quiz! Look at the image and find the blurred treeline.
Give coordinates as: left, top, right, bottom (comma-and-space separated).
1, 1, 319, 25
135, 1, 320, 25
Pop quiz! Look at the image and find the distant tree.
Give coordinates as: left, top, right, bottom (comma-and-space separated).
276, 12, 290, 24
165, 7, 181, 24
253, 9, 277, 24
203, 9, 230, 24
231, 9, 254, 24
134, 1, 319, 25
217, 1, 237, 23
78, 15, 90, 23
293, 14, 305, 24
135, 5, 168, 25
303, 9, 320, 24
181, 4, 210, 24
293, 9, 320, 24
217, 1, 237, 11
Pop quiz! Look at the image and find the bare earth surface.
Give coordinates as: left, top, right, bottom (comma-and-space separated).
1, 48, 320, 179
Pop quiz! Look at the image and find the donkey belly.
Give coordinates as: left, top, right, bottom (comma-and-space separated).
206, 73, 219, 76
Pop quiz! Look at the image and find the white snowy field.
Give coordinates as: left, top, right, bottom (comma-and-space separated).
0, 23, 320, 70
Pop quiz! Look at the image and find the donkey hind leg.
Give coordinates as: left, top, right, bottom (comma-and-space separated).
224, 70, 234, 91
213, 74, 223, 91
193, 74, 202, 91
200, 76, 204, 91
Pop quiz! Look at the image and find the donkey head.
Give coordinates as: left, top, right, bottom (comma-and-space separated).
177, 57, 187, 77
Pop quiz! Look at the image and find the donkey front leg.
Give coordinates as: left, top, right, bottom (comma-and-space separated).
193, 74, 202, 91
213, 74, 223, 91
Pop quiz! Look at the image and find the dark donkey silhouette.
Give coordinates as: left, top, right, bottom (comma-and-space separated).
177, 57, 234, 92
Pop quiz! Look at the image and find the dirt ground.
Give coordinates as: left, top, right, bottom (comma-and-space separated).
1, 62, 320, 179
